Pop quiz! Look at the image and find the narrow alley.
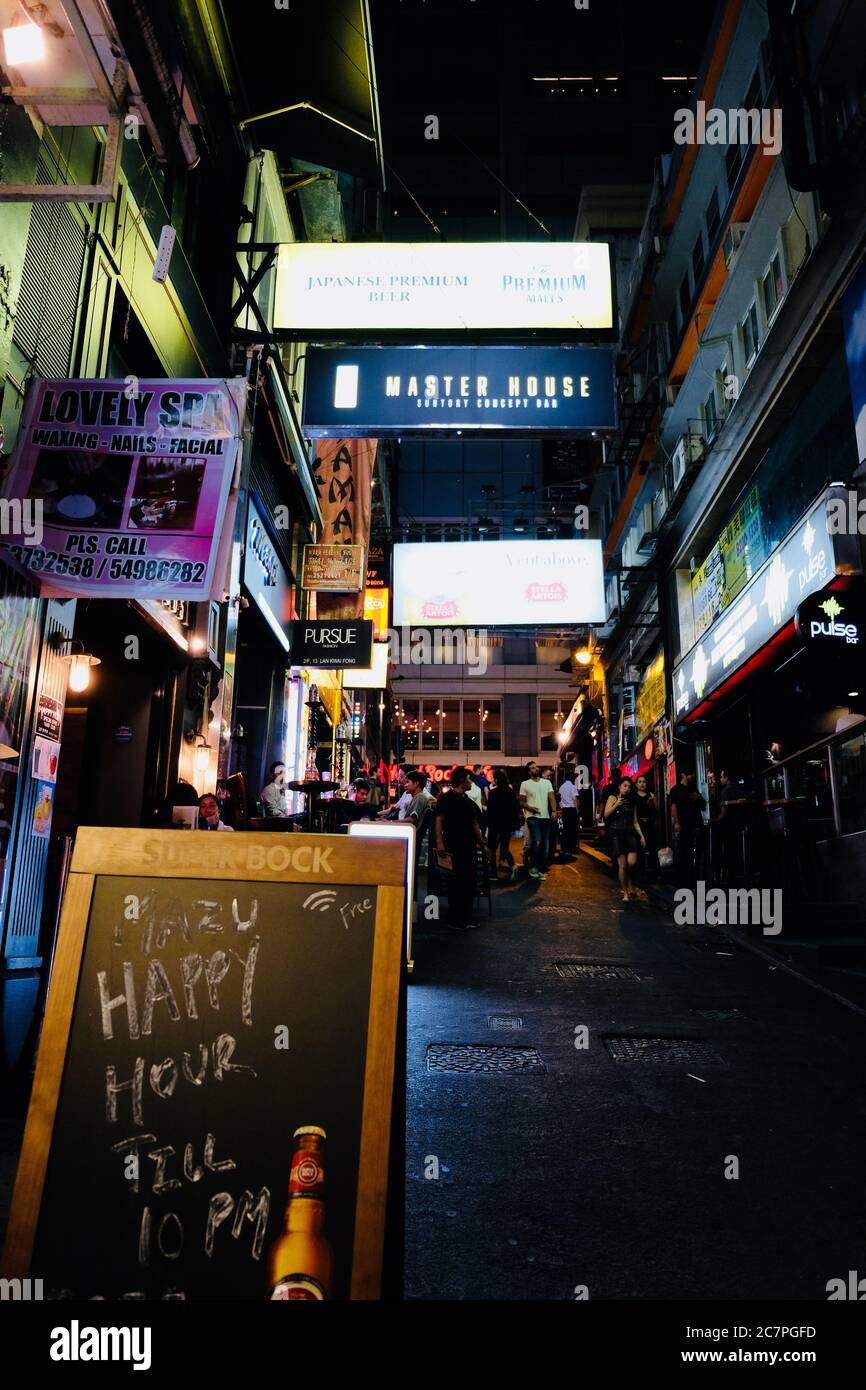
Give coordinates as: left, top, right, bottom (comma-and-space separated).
407, 854, 866, 1301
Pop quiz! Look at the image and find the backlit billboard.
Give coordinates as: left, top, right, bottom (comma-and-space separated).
275, 242, 613, 335
393, 539, 605, 626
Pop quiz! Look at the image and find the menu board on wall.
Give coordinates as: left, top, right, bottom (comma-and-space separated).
691, 544, 724, 638
635, 650, 666, 738
2, 829, 405, 1300
720, 485, 765, 610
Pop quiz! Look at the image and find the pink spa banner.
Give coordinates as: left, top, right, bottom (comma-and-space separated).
0, 377, 247, 600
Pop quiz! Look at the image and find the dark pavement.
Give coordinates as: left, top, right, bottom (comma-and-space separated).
406, 850, 866, 1301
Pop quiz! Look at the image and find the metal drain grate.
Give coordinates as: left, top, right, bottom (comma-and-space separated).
603, 1035, 723, 1065
426, 1043, 545, 1073
554, 961, 640, 980
487, 1015, 523, 1030
692, 1008, 747, 1021
684, 940, 739, 954
528, 905, 582, 915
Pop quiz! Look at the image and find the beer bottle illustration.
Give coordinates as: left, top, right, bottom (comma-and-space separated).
267, 1126, 335, 1299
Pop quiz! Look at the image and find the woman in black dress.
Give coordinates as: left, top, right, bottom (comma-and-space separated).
603, 777, 645, 902
634, 774, 658, 881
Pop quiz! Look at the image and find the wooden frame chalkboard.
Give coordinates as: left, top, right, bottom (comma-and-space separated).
2, 828, 406, 1300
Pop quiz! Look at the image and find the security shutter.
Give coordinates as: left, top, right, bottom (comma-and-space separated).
13, 151, 87, 378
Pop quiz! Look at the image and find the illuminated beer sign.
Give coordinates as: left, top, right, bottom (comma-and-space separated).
275, 242, 614, 335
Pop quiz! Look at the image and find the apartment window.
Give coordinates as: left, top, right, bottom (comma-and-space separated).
691, 231, 705, 282
741, 300, 759, 365
703, 385, 719, 441
667, 306, 679, 360
704, 187, 720, 242
482, 699, 501, 752
678, 273, 691, 320
725, 139, 746, 190
762, 251, 784, 322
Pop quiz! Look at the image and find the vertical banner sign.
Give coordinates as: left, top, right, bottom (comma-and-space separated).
312, 439, 375, 620
0, 378, 247, 601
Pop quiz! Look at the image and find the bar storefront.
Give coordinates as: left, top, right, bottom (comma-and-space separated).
672, 485, 865, 900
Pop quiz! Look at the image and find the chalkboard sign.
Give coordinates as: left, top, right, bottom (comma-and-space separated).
2, 828, 406, 1300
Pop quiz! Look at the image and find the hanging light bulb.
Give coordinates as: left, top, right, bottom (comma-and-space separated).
195, 737, 211, 773
59, 641, 101, 693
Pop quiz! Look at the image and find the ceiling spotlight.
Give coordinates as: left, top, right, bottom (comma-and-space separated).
514, 517, 528, 533
575, 648, 592, 666
3, 20, 45, 66
849, 691, 860, 698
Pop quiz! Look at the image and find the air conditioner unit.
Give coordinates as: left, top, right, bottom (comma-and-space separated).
723, 221, 749, 269
671, 433, 702, 491
652, 485, 668, 530
637, 501, 657, 554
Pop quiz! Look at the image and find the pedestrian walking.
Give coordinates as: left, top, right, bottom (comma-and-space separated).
487, 768, 521, 880
634, 774, 658, 880
518, 761, 556, 880
434, 766, 488, 931
557, 768, 580, 857
603, 776, 644, 901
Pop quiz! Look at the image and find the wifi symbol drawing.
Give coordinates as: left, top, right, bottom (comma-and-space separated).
303, 890, 337, 913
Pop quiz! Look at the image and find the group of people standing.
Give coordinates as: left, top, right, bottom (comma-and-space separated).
431, 761, 585, 930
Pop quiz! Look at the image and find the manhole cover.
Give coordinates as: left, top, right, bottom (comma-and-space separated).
554, 961, 640, 980
487, 1015, 523, 1030
692, 1008, 747, 1020
603, 1035, 723, 1065
528, 905, 582, 915
426, 1043, 545, 1073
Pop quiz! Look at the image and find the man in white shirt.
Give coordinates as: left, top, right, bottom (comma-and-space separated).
466, 777, 484, 813
518, 762, 556, 879
557, 770, 580, 857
